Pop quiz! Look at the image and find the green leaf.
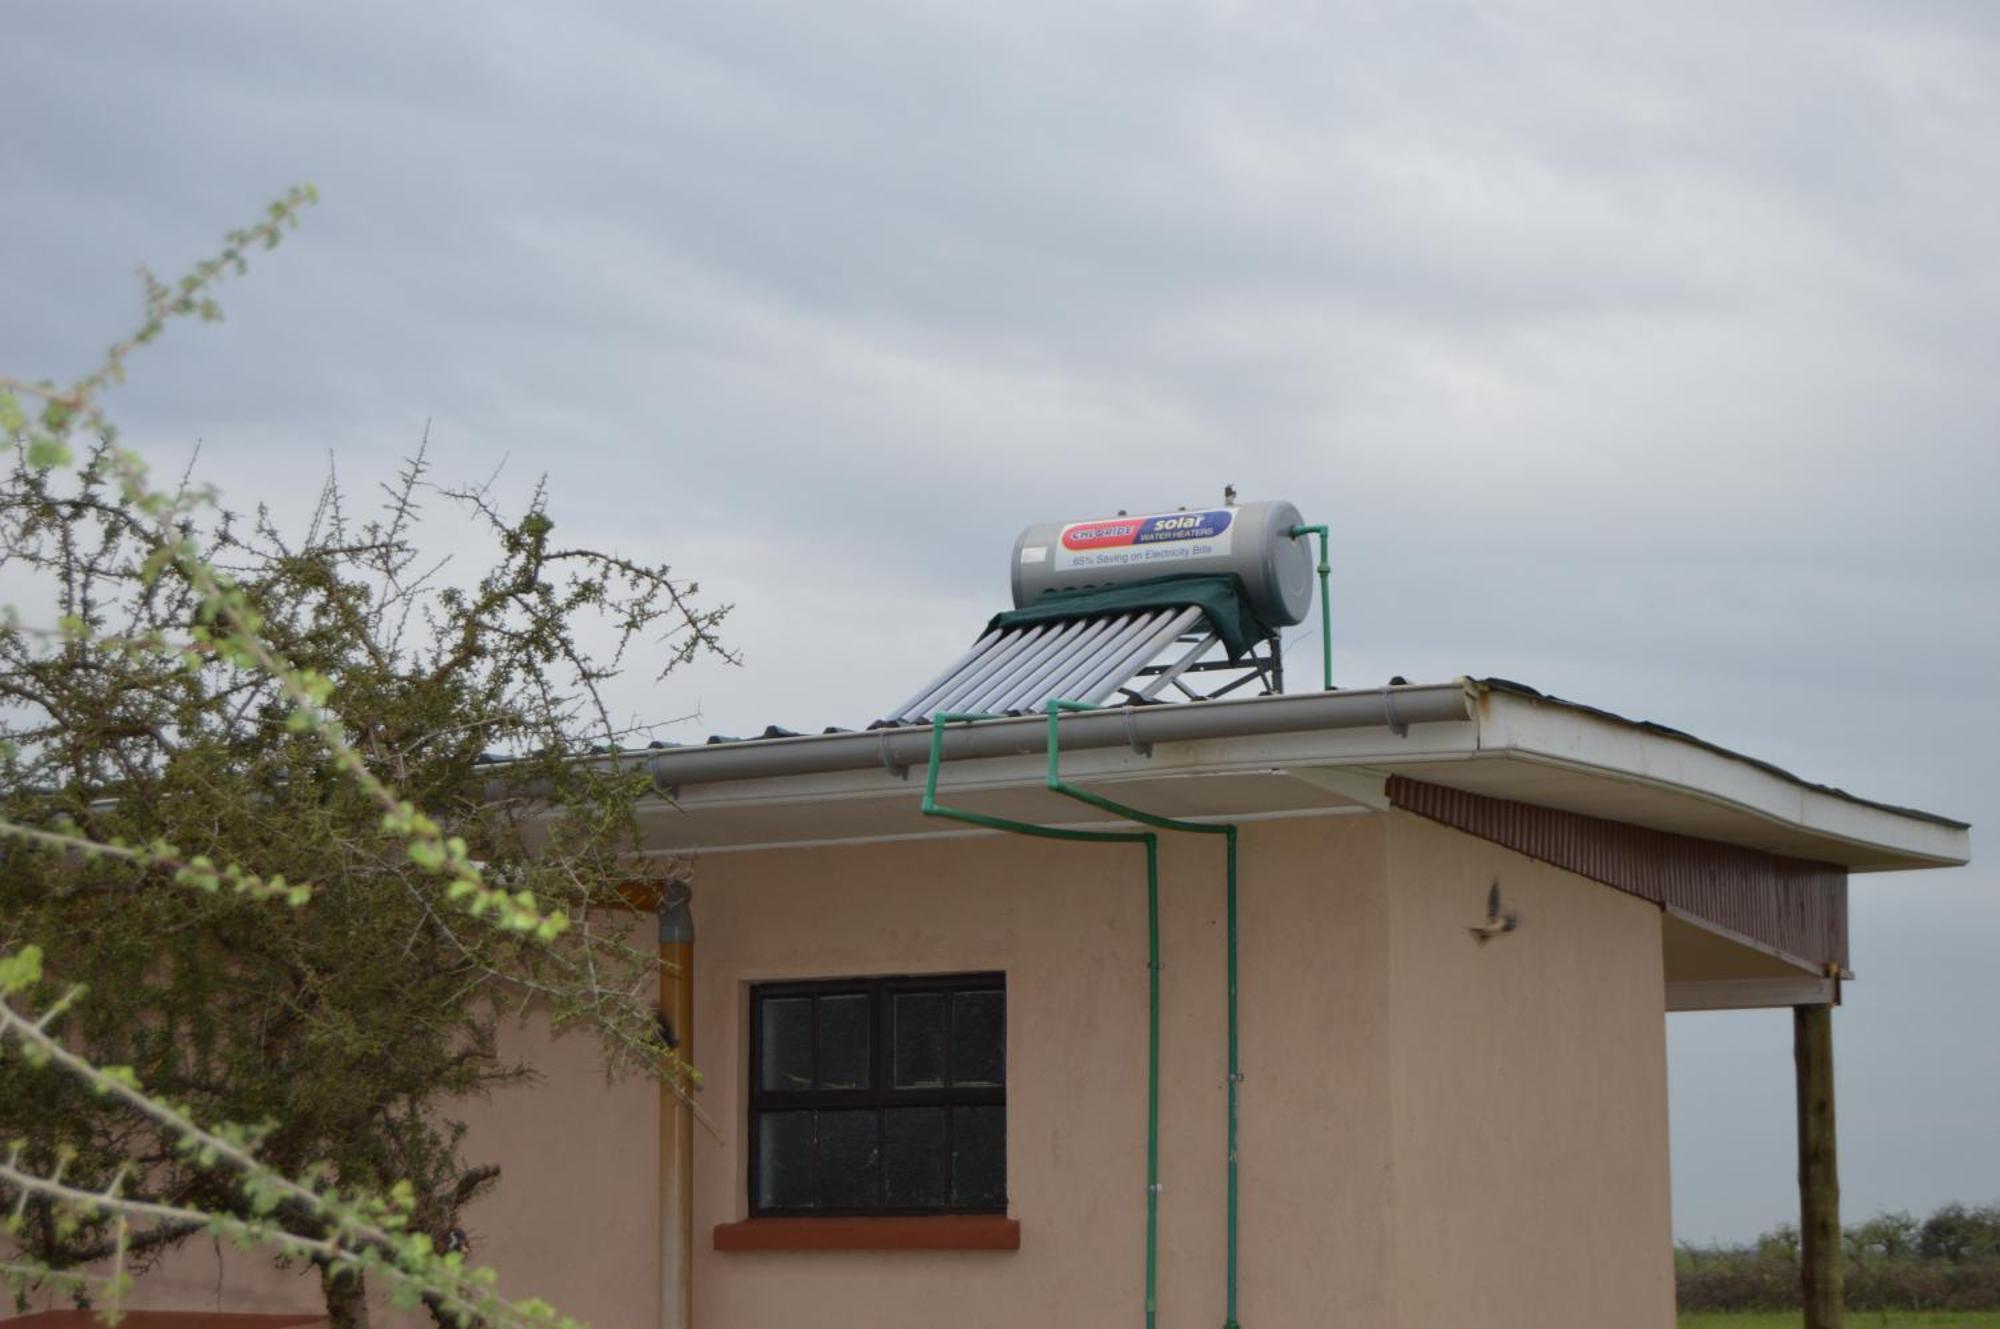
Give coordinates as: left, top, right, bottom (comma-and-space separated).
0, 945, 44, 994
37, 399, 73, 433
25, 436, 72, 470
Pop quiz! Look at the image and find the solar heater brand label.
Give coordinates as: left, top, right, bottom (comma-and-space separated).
1054, 508, 1234, 572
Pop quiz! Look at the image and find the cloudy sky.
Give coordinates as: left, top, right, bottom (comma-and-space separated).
6, 0, 1996, 1243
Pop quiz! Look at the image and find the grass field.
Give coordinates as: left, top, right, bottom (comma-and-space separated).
1679, 1315, 2000, 1328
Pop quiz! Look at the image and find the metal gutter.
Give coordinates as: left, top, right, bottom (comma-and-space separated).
639, 682, 1477, 790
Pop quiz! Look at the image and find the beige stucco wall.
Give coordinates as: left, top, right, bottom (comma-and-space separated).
448, 1005, 662, 1327
5, 991, 661, 1329
1386, 811, 1676, 1329
690, 809, 1674, 1329
689, 813, 1399, 1329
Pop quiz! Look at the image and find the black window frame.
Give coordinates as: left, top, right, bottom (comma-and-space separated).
747, 971, 1006, 1218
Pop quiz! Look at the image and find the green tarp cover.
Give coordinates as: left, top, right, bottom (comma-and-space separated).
986, 573, 1270, 659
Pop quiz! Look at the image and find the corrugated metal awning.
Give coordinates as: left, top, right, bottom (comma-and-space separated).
886, 607, 1209, 723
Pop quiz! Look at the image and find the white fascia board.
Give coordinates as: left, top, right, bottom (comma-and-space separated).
1473, 690, 1970, 871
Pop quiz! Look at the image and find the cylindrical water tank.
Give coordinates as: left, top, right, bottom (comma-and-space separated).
1010, 499, 1316, 626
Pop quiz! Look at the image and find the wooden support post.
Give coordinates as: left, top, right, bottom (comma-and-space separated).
1794, 1003, 1841, 1329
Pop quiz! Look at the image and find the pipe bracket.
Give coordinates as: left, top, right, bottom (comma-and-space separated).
878, 730, 910, 781
1382, 686, 1409, 737
1123, 707, 1153, 758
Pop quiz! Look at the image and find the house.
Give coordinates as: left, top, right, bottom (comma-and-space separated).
11, 501, 1969, 1328
643, 674, 1964, 1329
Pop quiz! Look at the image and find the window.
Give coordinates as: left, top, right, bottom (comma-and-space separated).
748, 972, 1005, 1217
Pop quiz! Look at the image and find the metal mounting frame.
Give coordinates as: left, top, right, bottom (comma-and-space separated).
1117, 630, 1284, 707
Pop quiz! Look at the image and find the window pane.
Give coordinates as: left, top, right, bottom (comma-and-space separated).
756, 1111, 815, 1210
816, 994, 871, 1090
951, 990, 1004, 1086
759, 997, 814, 1092
893, 992, 947, 1088
883, 1107, 948, 1209
817, 1110, 880, 1210
952, 1105, 1006, 1209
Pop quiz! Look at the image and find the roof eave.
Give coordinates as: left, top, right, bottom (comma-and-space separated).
597, 679, 1967, 872
1468, 682, 1970, 872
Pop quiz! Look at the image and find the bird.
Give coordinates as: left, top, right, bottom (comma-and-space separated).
1468, 878, 1520, 944
443, 1227, 471, 1257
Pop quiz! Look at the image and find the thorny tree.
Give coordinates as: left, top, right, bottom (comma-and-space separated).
0, 189, 733, 1327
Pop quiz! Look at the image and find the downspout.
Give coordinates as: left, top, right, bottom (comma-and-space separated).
658, 883, 695, 1329
922, 712, 1165, 1329
1044, 700, 1244, 1329
1288, 524, 1332, 692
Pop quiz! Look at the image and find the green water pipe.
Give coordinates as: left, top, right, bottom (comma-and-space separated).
920, 711, 1164, 1329
1289, 523, 1332, 692
1044, 700, 1243, 1329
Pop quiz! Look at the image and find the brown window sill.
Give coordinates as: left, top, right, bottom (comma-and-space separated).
713, 1215, 1020, 1252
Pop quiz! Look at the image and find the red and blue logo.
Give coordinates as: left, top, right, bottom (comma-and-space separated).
1061, 508, 1233, 551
